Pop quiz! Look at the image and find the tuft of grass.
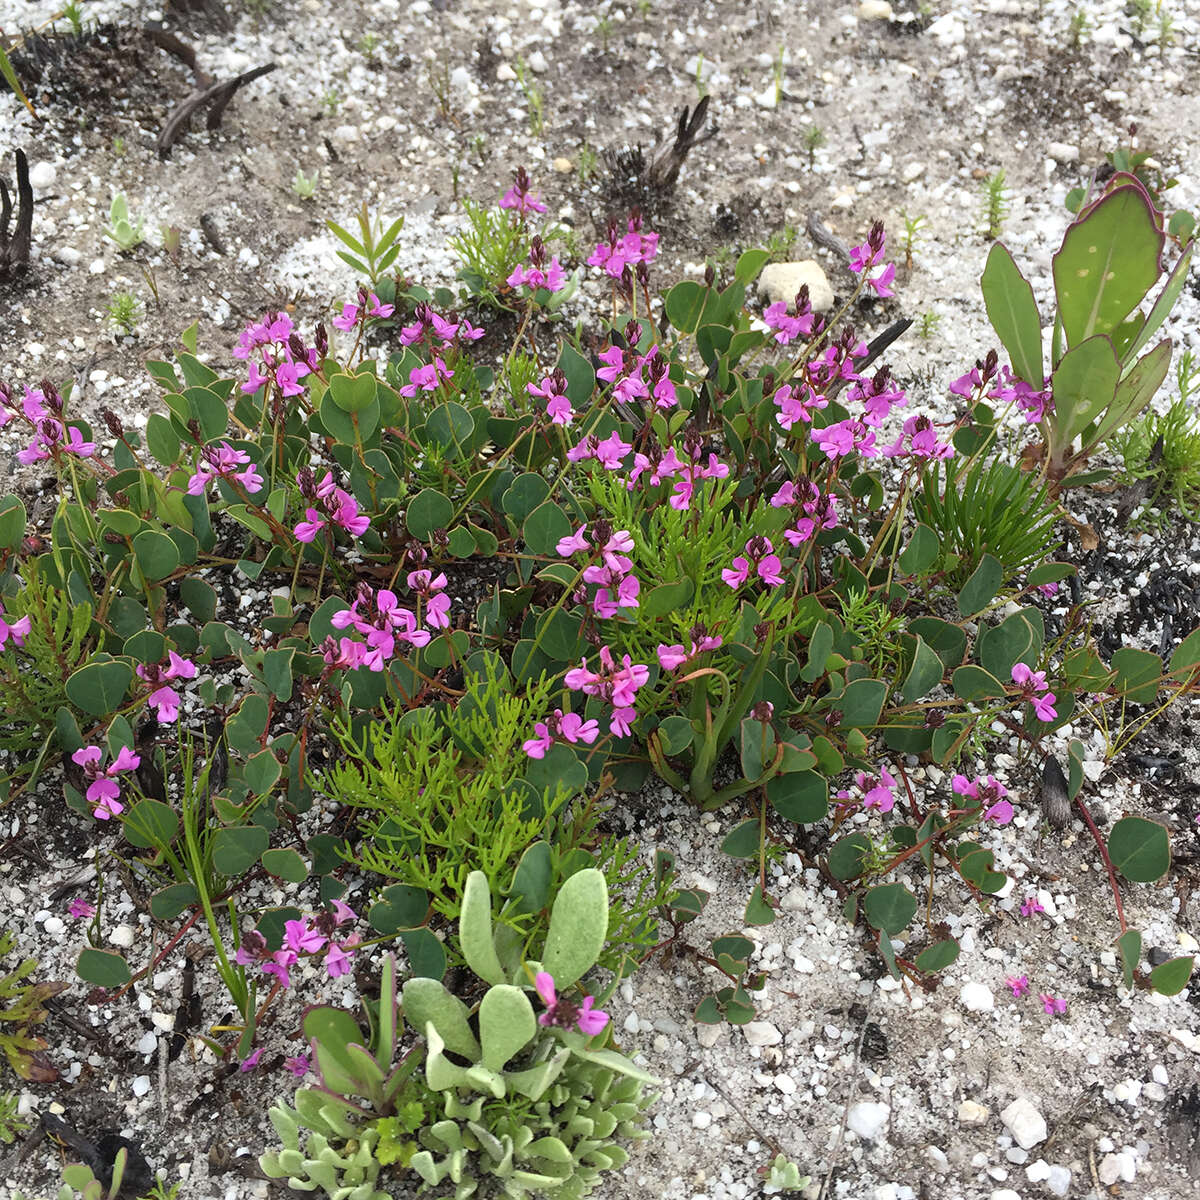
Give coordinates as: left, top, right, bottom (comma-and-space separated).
980, 170, 1009, 240
106, 290, 142, 335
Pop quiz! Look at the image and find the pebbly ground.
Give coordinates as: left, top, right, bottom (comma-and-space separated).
2, 0, 1200, 1198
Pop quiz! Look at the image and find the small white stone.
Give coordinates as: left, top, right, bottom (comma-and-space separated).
622, 1012, 640, 1034
753, 84, 780, 110
857, 0, 893, 19
696, 1023, 722, 1048
110, 924, 136, 949
151, 1011, 175, 1032
1046, 141, 1080, 162
924, 1146, 949, 1174
960, 982, 994, 1012
958, 1099, 990, 1127
1152, 1065, 1169, 1085
29, 160, 58, 190
744, 1021, 782, 1047
131, 1075, 151, 1097
1001, 1097, 1048, 1149
927, 13, 966, 43
496, 62, 517, 82
901, 162, 926, 183
43, 916, 65, 937
846, 1101, 890, 1140
758, 261, 834, 312
1045, 1165, 1071, 1196
526, 50, 549, 74
774, 1073, 797, 1095
136, 1031, 158, 1056
989, 1191, 1021, 1200
692, 1110, 712, 1130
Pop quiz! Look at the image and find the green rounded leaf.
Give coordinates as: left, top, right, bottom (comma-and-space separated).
828, 833, 871, 881
123, 799, 180, 849
1149, 956, 1194, 996
479, 985, 536, 1071
77, 948, 132, 987
328, 370, 378, 413
655, 715, 695, 757
244, 749, 282, 796
956, 554, 1003, 617
370, 885, 430, 934
261, 848, 309, 883
720, 818, 760, 859
863, 883, 917, 936
0, 494, 28, 550
522, 500, 572, 556
898, 523, 939, 575
1108, 816, 1170, 883
837, 678, 887, 728
407, 488, 455, 540
766, 771, 827, 824
952, 664, 1006, 702
900, 635, 944, 704
211, 825, 270, 878
914, 939, 960, 973
541, 868, 607, 989
66, 660, 134, 717
150, 883, 198, 921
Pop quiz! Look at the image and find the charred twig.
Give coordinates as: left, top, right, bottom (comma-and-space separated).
0, 149, 34, 278
646, 95, 714, 191
157, 63, 277, 158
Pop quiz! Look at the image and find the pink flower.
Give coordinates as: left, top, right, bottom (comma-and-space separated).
534, 971, 610, 1036
500, 167, 547, 216
283, 919, 326, 955
0, 603, 32, 650
1005, 975, 1030, 997
72, 744, 141, 820
68, 898, 96, 920
187, 442, 264, 497
1039, 993, 1067, 1015
1030, 692, 1058, 722
1020, 896, 1045, 918
240, 1049, 263, 1072
284, 1054, 311, 1078
325, 933, 361, 979
858, 767, 898, 813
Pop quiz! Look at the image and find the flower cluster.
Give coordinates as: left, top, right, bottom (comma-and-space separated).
567, 429, 730, 511
327, 582, 433, 672
293, 468, 371, 543
187, 442, 264, 497
397, 302, 484, 399
951, 773, 1013, 825
563, 645, 650, 738
657, 626, 723, 672
234, 310, 319, 398
949, 351, 1000, 404
1011, 662, 1057, 722
722, 535, 784, 590
72, 744, 140, 820
2, 382, 96, 466
836, 765, 899, 814
136, 650, 198, 722
507, 235, 566, 294
762, 286, 819, 346
557, 522, 640, 619
333, 286, 395, 332
500, 165, 547, 217
597, 333, 678, 410
522, 708, 600, 759
235, 901, 360, 988
989, 365, 1053, 425
534, 971, 609, 1036
587, 211, 659, 279
770, 477, 838, 547
529, 368, 574, 425
881, 414, 954, 461
847, 221, 896, 298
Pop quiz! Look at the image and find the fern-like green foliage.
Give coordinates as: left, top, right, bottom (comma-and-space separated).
323, 660, 567, 923
448, 199, 532, 310
0, 557, 92, 753
0, 929, 67, 1082
911, 458, 1060, 588
1113, 393, 1200, 527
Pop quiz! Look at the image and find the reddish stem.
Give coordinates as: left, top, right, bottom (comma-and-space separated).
1074, 793, 1127, 933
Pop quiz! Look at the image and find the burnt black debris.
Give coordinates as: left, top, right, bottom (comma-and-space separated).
0, 150, 34, 280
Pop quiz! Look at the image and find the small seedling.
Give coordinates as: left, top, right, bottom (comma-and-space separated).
321, 88, 341, 115
1157, 6, 1175, 43
470, 132, 487, 159
111, 135, 126, 157
106, 290, 141, 335
898, 209, 927, 269
160, 224, 182, 263
103, 193, 144, 251
426, 58, 453, 122
694, 53, 708, 101
1068, 6, 1091, 45
292, 169, 319, 200
358, 32, 380, 57
803, 125, 826, 168
62, 1, 86, 35
773, 44, 786, 106
917, 309, 942, 339
981, 169, 1009, 239
578, 142, 599, 184
764, 224, 798, 262
513, 57, 545, 137
594, 14, 614, 52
